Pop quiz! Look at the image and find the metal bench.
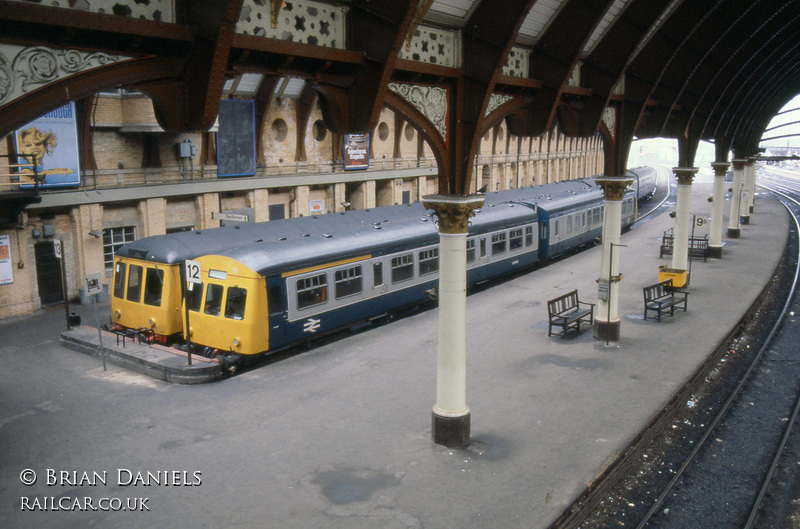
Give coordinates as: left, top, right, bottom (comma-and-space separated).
643, 279, 688, 321
547, 290, 595, 337
659, 228, 709, 262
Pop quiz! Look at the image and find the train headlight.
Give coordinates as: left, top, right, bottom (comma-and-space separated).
149, 318, 156, 328
114, 310, 120, 319
233, 338, 240, 347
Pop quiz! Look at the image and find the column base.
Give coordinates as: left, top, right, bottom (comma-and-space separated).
432, 410, 470, 448
727, 227, 740, 238
594, 320, 620, 342
749, 205, 754, 213
708, 245, 723, 259
741, 215, 750, 225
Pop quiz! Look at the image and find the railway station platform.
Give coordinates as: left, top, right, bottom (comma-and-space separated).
0, 169, 790, 529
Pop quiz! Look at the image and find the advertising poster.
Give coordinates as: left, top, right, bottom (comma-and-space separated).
15, 102, 81, 188
309, 199, 325, 214
343, 133, 369, 170
0, 234, 13, 285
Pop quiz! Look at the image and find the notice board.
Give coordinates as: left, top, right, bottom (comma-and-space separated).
217, 100, 256, 177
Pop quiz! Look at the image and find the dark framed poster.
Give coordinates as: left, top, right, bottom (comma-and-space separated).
15, 102, 81, 188
343, 133, 369, 170
217, 100, 256, 177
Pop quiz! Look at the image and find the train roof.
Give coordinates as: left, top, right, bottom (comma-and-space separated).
203, 197, 538, 277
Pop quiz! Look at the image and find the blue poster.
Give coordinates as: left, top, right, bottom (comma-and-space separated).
15, 102, 81, 188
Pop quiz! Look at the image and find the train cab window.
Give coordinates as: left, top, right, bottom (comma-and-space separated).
143, 268, 164, 307
127, 265, 143, 303
525, 226, 534, 246
373, 262, 383, 287
225, 287, 247, 320
391, 254, 414, 283
466, 239, 476, 263
187, 282, 204, 312
204, 284, 224, 316
419, 248, 438, 276
335, 266, 363, 299
492, 233, 507, 255
297, 273, 327, 309
113, 263, 126, 299
509, 228, 523, 250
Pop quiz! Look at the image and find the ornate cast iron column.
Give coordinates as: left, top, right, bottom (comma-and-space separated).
709, 162, 729, 259
594, 176, 632, 342
422, 194, 485, 448
727, 159, 746, 238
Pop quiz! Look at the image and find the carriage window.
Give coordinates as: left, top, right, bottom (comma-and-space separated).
525, 226, 534, 246
127, 265, 143, 302
567, 215, 573, 233
335, 266, 363, 299
419, 248, 439, 275
143, 268, 164, 307
297, 274, 328, 309
509, 228, 523, 250
466, 239, 476, 263
225, 287, 247, 320
373, 262, 383, 287
492, 233, 507, 255
187, 282, 204, 312
554, 220, 560, 237
204, 284, 224, 316
391, 254, 414, 283
480, 238, 487, 258
113, 263, 126, 299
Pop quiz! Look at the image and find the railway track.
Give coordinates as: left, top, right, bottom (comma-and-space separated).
549, 170, 800, 528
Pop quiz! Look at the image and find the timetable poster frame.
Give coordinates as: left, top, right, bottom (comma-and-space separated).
15, 102, 81, 189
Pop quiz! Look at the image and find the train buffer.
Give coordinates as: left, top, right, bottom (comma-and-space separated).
643, 279, 689, 321
547, 290, 595, 337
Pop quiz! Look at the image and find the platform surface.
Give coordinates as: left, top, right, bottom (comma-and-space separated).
0, 167, 788, 529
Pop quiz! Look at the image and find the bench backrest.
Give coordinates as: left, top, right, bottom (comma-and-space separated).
548, 290, 579, 316
644, 279, 673, 300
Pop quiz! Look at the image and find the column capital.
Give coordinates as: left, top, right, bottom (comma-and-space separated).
711, 162, 730, 176
732, 159, 747, 170
672, 167, 698, 186
422, 194, 485, 234
595, 176, 633, 201
747, 156, 758, 165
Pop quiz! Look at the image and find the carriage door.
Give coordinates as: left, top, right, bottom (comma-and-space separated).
34, 241, 63, 305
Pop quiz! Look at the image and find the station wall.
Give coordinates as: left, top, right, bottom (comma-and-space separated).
0, 92, 604, 319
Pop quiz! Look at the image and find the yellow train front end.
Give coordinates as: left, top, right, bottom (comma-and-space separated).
110, 256, 183, 342
184, 254, 268, 357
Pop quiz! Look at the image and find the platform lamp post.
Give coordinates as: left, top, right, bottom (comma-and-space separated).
422, 193, 485, 448
658, 168, 698, 288
727, 159, 746, 238
594, 176, 632, 342
708, 162, 729, 259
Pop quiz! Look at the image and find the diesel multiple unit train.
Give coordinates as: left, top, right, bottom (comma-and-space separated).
109, 167, 657, 367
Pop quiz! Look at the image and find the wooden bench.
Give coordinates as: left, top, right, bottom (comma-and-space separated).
547, 290, 595, 337
643, 279, 689, 321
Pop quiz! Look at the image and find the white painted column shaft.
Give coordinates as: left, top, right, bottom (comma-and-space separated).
672, 182, 692, 271
597, 198, 622, 325
709, 165, 727, 249
728, 161, 745, 233
433, 232, 468, 418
